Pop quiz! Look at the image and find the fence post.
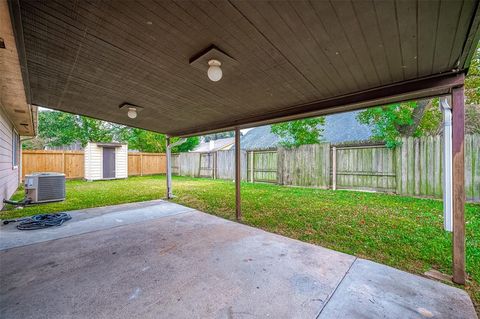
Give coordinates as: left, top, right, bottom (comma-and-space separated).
213, 152, 216, 179
62, 151, 66, 175
249, 151, 254, 182
332, 146, 337, 190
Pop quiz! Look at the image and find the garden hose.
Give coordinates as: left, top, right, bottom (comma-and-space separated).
5, 213, 72, 230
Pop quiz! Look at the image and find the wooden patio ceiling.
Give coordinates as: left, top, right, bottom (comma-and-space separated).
9, 0, 480, 137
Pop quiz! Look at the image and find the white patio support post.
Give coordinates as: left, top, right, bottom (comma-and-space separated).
441, 97, 453, 232
451, 85, 466, 285
166, 136, 173, 199
235, 127, 242, 221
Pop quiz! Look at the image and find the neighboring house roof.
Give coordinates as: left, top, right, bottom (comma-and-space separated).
240, 110, 373, 150
192, 137, 235, 152
240, 126, 280, 150
323, 111, 372, 143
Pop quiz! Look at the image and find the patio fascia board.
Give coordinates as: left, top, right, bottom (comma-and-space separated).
174, 71, 465, 137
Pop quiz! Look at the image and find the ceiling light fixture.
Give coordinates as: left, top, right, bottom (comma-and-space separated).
119, 103, 143, 119
207, 59, 222, 82
127, 107, 137, 119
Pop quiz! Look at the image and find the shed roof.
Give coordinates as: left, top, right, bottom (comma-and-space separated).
7, 0, 480, 137
192, 137, 235, 152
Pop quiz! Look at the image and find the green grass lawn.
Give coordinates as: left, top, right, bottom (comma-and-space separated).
1, 175, 479, 311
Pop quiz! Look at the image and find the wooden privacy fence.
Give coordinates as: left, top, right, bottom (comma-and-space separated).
171, 150, 248, 180
171, 134, 479, 202
22, 150, 85, 179
22, 150, 166, 179
22, 134, 480, 201
396, 135, 479, 201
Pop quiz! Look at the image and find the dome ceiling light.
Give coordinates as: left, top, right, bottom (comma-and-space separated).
127, 107, 137, 119
119, 103, 143, 119
207, 59, 222, 82
190, 45, 237, 83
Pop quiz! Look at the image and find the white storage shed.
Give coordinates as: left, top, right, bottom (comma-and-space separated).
84, 142, 128, 181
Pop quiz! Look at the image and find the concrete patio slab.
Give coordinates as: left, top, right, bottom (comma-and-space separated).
0, 200, 194, 250
318, 259, 477, 319
0, 201, 476, 318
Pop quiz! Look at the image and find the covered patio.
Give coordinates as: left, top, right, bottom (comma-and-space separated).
0, 200, 476, 318
1, 0, 480, 317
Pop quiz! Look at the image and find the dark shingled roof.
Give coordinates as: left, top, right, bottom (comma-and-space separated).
240, 111, 373, 150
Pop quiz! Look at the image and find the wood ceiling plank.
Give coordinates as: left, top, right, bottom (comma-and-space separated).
329, 0, 381, 87
216, 1, 315, 102
351, 0, 392, 85
265, 1, 337, 96
433, 0, 464, 73
448, 0, 478, 68
417, 0, 440, 77
228, 0, 327, 96
396, 0, 418, 79
372, 0, 405, 82
203, 0, 315, 103
308, 0, 370, 91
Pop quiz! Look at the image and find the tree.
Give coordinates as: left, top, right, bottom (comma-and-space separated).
37, 109, 199, 152
37, 110, 117, 147
465, 45, 479, 105
270, 117, 325, 148
466, 104, 480, 134
357, 100, 442, 148
119, 127, 199, 153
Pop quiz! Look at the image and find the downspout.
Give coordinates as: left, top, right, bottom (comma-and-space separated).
440, 97, 453, 232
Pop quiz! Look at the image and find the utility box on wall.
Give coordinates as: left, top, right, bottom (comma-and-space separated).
84, 142, 128, 181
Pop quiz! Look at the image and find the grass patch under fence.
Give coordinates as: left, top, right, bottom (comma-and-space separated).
1, 175, 479, 311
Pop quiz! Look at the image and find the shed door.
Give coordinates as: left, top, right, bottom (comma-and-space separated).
103, 147, 116, 178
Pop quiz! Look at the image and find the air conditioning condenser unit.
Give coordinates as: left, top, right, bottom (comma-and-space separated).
24, 173, 66, 204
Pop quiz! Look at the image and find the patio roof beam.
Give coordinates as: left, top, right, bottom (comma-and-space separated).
174, 72, 465, 137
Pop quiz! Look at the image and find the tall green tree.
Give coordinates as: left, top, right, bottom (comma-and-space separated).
38, 110, 115, 147
119, 127, 199, 153
37, 109, 199, 152
270, 117, 325, 148
465, 45, 480, 105
357, 100, 442, 148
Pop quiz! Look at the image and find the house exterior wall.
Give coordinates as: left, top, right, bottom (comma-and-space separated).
84, 142, 128, 180
0, 107, 21, 209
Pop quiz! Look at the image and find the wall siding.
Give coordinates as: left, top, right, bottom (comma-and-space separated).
0, 107, 20, 209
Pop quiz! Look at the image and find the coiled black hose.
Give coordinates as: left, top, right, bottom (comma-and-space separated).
15, 213, 72, 230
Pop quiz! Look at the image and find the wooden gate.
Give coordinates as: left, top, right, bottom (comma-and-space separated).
332, 145, 396, 192
247, 150, 277, 183
199, 152, 215, 178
